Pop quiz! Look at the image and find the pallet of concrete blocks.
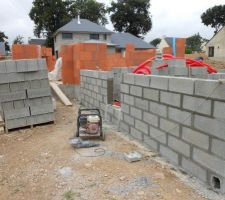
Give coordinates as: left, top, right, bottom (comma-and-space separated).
0, 59, 55, 132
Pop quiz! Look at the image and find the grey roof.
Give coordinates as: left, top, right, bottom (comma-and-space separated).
55, 19, 112, 34
83, 40, 117, 46
164, 37, 185, 47
111, 32, 155, 49
28, 39, 46, 46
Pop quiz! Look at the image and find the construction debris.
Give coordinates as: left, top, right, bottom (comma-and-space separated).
124, 151, 142, 163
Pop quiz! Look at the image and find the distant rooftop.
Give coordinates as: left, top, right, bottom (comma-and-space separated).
55, 18, 112, 34
28, 38, 46, 46
164, 37, 185, 47
111, 32, 155, 49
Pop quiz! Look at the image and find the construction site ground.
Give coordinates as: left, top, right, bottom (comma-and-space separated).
0, 101, 218, 200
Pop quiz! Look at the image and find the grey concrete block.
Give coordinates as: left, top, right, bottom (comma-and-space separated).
120, 84, 129, 94
123, 94, 134, 106
97, 79, 102, 86
182, 127, 209, 150
4, 107, 30, 120
130, 85, 142, 97
13, 100, 25, 109
40, 79, 50, 88
158, 68, 169, 75
168, 107, 191, 126
130, 107, 142, 120
30, 80, 41, 89
27, 88, 51, 99
5, 117, 27, 129
150, 126, 167, 144
144, 135, 158, 150
211, 139, 225, 160
0, 91, 27, 102
181, 157, 207, 182
152, 60, 165, 68
160, 91, 181, 107
30, 104, 54, 115
194, 114, 225, 140
6, 73, 25, 83
16, 60, 28, 72
0, 83, 10, 93
0, 61, 6, 73
169, 77, 194, 95
38, 59, 48, 70
102, 80, 107, 88
2, 102, 14, 111
29, 113, 54, 125
183, 95, 211, 115
135, 119, 148, 135
6, 60, 17, 73
168, 67, 188, 76
167, 59, 186, 68
99, 71, 113, 80
135, 97, 148, 110
195, 79, 225, 100
149, 102, 167, 117
168, 136, 190, 157
213, 101, 225, 119
134, 74, 150, 87
159, 118, 180, 137
130, 127, 143, 141
143, 88, 159, 101
191, 67, 208, 76
123, 113, 134, 126
123, 73, 135, 84
150, 75, 169, 90
193, 148, 225, 177
121, 103, 129, 114
143, 111, 158, 127
159, 145, 179, 165
10, 81, 30, 91
26, 59, 40, 72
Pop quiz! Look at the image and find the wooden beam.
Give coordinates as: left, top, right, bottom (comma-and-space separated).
50, 82, 72, 106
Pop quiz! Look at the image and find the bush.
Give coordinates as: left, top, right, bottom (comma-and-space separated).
185, 48, 192, 54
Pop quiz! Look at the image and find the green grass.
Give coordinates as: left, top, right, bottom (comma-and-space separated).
63, 190, 81, 200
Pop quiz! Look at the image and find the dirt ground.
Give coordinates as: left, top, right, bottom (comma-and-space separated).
0, 102, 206, 200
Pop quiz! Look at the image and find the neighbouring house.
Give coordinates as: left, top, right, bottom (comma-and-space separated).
54, 17, 112, 57
0, 42, 6, 56
206, 26, 225, 62
158, 36, 186, 56
28, 38, 46, 46
111, 32, 155, 54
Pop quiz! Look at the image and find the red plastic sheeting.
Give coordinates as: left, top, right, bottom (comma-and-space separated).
132, 54, 217, 75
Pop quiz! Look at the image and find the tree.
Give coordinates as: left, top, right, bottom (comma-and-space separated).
108, 0, 152, 37
69, 0, 108, 25
0, 31, 10, 51
29, 0, 71, 48
150, 38, 161, 47
201, 5, 225, 34
13, 35, 24, 44
186, 33, 204, 52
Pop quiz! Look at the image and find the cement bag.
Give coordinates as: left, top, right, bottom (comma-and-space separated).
48, 57, 62, 81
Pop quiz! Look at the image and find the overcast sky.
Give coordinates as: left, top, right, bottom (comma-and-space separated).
0, 0, 224, 45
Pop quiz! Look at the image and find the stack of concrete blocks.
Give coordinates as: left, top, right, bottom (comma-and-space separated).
151, 59, 208, 78
208, 73, 225, 80
80, 70, 113, 115
119, 73, 225, 193
0, 59, 54, 131
105, 104, 121, 127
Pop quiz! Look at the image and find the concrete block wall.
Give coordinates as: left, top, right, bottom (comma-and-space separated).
0, 59, 54, 131
80, 70, 113, 115
119, 73, 225, 193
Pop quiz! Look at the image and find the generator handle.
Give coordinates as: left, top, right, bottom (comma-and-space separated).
78, 108, 101, 115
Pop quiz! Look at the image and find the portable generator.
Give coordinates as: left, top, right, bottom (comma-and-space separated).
76, 108, 104, 140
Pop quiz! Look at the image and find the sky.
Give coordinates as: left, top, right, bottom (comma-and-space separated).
0, 0, 224, 45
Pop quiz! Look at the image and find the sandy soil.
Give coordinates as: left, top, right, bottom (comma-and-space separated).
0, 102, 206, 200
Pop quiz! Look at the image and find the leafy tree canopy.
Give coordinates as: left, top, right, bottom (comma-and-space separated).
13, 35, 24, 44
150, 38, 161, 47
108, 0, 152, 37
69, 0, 108, 25
0, 31, 10, 51
201, 5, 225, 34
186, 33, 206, 52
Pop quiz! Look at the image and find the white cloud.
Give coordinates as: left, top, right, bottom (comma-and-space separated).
0, 0, 224, 45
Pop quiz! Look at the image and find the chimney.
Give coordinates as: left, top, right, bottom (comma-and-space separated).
78, 14, 81, 24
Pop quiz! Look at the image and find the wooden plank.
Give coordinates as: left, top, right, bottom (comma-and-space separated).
50, 82, 72, 106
